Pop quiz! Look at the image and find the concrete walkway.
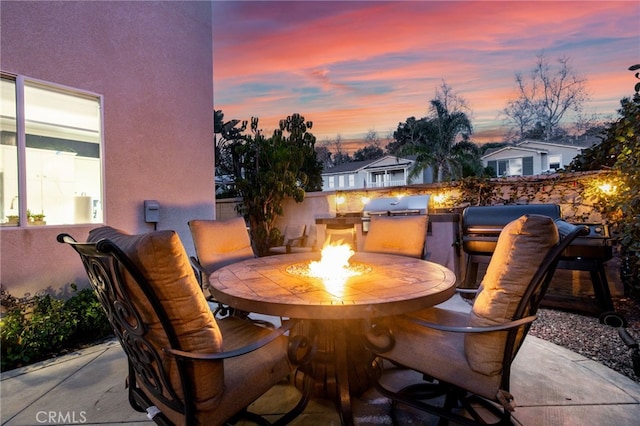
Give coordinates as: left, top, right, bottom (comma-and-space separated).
2, 333, 640, 425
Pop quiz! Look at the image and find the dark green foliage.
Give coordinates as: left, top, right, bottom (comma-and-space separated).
0, 285, 112, 372
232, 113, 323, 256
353, 144, 384, 161
391, 99, 476, 182
606, 74, 640, 299
570, 65, 640, 300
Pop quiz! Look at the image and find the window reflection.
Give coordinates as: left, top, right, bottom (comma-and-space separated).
1, 76, 103, 226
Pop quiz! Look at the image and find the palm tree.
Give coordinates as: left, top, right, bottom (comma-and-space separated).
394, 99, 473, 182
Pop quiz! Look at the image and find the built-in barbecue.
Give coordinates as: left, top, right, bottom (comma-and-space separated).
461, 204, 616, 319
361, 195, 430, 233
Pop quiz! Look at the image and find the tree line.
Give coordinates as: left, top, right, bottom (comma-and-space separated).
314, 53, 602, 183
213, 59, 637, 260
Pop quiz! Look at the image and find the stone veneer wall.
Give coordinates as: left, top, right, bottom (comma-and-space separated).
217, 170, 623, 299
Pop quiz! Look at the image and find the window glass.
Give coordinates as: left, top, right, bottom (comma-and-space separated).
508, 158, 523, 176
348, 174, 355, 187
1, 75, 103, 226
338, 175, 345, 188
497, 160, 508, 176
548, 154, 562, 171
0, 78, 19, 225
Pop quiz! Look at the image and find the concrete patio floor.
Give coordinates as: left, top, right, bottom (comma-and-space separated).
2, 331, 640, 425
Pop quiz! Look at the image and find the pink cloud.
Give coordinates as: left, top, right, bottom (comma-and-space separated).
214, 1, 639, 142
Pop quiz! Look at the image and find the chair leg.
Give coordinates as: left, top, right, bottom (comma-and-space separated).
371, 364, 513, 426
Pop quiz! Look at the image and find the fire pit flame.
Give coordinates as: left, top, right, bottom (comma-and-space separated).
309, 241, 356, 277
286, 239, 371, 298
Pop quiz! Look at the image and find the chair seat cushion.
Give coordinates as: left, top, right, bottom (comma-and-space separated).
465, 214, 558, 376
88, 227, 225, 423
209, 317, 292, 424
381, 306, 502, 400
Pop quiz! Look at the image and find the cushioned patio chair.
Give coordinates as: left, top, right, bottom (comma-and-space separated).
268, 224, 307, 254
323, 226, 357, 250
58, 227, 311, 426
365, 216, 588, 425
188, 217, 255, 312
363, 215, 428, 259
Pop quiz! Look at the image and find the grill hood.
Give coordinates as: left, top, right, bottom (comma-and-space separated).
363, 195, 430, 217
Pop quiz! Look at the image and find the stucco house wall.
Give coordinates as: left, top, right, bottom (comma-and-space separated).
0, 1, 214, 298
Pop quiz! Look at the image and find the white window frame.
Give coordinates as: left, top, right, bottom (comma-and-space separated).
548, 154, 562, 171
1, 73, 105, 227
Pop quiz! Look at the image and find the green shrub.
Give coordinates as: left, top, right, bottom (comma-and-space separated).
0, 284, 112, 372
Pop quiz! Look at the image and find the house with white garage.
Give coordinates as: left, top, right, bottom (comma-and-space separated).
482, 140, 585, 177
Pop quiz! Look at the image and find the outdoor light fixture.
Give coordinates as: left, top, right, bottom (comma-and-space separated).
433, 193, 446, 206
598, 183, 616, 195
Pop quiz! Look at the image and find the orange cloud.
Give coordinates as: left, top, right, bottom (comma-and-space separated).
213, 1, 638, 143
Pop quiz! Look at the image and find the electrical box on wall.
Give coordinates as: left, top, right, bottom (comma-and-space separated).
144, 200, 159, 223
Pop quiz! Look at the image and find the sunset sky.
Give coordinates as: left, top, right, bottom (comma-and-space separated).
212, 1, 639, 148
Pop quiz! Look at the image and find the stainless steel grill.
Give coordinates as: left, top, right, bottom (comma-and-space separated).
461, 204, 616, 316
362, 195, 430, 232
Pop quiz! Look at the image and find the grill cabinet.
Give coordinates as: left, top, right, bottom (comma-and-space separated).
461, 204, 615, 315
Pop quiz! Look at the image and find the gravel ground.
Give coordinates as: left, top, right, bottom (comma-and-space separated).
529, 297, 640, 383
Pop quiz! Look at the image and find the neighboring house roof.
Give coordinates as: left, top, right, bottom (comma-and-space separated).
322, 158, 378, 175
322, 155, 413, 175
481, 145, 548, 160
517, 140, 584, 151
481, 139, 582, 160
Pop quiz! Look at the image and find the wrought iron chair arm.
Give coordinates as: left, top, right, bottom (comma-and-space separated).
189, 256, 207, 276
164, 319, 297, 360
402, 314, 537, 333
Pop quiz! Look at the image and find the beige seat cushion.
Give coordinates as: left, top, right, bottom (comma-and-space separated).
188, 217, 255, 272
380, 306, 502, 400
363, 215, 428, 258
87, 227, 225, 423
465, 214, 559, 376
213, 317, 292, 424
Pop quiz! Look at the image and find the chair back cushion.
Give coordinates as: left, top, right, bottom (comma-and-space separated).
189, 217, 255, 273
324, 227, 357, 250
363, 215, 428, 258
465, 214, 558, 376
88, 227, 225, 421
282, 224, 306, 245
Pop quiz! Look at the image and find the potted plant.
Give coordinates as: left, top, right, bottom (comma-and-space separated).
27, 210, 46, 225
3, 215, 19, 225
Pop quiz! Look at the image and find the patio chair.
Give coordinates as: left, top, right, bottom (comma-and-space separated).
57, 227, 311, 426
188, 217, 254, 304
268, 223, 307, 254
365, 216, 588, 425
363, 215, 428, 259
324, 226, 357, 250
